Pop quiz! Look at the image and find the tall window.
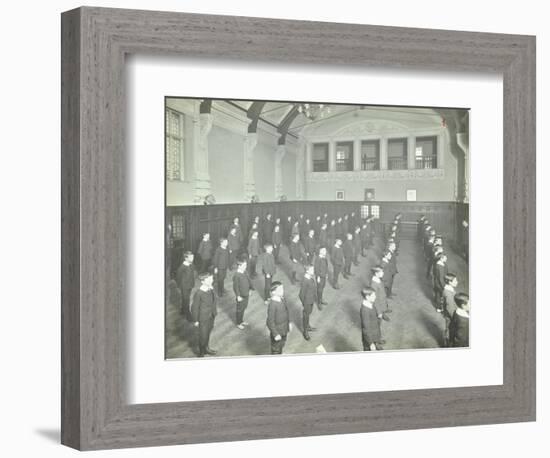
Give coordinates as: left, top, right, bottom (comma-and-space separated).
360, 205, 369, 219
312, 143, 329, 172
335, 141, 354, 171
166, 108, 184, 181
171, 214, 185, 240
361, 140, 380, 170
415, 136, 438, 169
387, 138, 408, 170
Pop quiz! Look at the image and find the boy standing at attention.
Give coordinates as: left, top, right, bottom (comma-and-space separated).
289, 233, 303, 285
360, 287, 384, 351
304, 229, 317, 265
314, 246, 329, 309
212, 238, 230, 297
197, 232, 213, 273
352, 227, 362, 266
442, 273, 459, 346
272, 224, 282, 263
232, 260, 253, 330
343, 233, 354, 279
266, 282, 291, 355
247, 230, 260, 279
433, 253, 448, 312
176, 251, 195, 321
227, 226, 241, 270
330, 238, 344, 289
299, 264, 318, 341
191, 272, 218, 357
370, 266, 392, 318
261, 243, 277, 301
449, 293, 470, 347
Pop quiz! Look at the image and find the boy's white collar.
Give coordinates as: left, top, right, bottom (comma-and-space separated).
444, 284, 455, 292
456, 308, 470, 318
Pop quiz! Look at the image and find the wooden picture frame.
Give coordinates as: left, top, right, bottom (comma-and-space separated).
61, 6, 536, 450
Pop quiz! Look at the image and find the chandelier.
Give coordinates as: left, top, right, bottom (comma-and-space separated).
296, 103, 331, 121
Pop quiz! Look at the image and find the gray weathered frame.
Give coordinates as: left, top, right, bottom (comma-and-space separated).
61, 6, 536, 451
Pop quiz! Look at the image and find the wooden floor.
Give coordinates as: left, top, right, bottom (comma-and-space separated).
165, 236, 469, 359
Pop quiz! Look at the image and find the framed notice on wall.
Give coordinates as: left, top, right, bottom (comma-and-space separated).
407, 189, 417, 201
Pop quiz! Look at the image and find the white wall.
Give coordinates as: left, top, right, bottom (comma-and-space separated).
0, 1, 547, 458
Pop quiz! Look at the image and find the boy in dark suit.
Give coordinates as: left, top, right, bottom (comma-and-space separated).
360, 222, 369, 256
304, 229, 317, 264
230, 216, 244, 247
197, 232, 213, 273
330, 239, 344, 289
433, 253, 448, 312
247, 230, 260, 279
176, 251, 195, 321
261, 243, 277, 301
227, 227, 241, 270
272, 224, 282, 263
314, 246, 329, 309
262, 213, 274, 249
266, 282, 291, 354
299, 264, 318, 340
327, 219, 336, 248
343, 233, 354, 278
442, 273, 458, 346
449, 292, 470, 347
289, 234, 303, 285
212, 238, 230, 297
360, 287, 384, 351
370, 266, 392, 318
318, 222, 328, 249
232, 260, 253, 330
352, 226, 361, 265
191, 272, 218, 357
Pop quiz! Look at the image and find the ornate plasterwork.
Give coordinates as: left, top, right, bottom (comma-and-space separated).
335, 121, 408, 136
305, 168, 445, 182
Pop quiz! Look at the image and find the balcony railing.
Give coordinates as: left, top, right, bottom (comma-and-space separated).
388, 157, 408, 170
313, 160, 329, 172
415, 155, 437, 169
361, 157, 379, 170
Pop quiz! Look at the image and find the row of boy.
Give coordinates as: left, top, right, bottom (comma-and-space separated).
175, 211, 381, 356
418, 215, 470, 347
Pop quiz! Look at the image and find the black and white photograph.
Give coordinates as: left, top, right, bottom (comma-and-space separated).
165, 98, 470, 358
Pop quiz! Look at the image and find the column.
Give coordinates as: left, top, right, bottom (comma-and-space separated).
296, 140, 306, 199
275, 144, 286, 200
407, 135, 416, 170
193, 112, 213, 204
305, 142, 313, 173
353, 138, 362, 171
328, 140, 336, 172
380, 136, 388, 170
456, 132, 469, 202
243, 133, 258, 202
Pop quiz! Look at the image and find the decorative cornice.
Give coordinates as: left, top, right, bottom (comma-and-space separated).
306, 169, 445, 182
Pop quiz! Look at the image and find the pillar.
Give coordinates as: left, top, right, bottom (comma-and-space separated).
243, 133, 258, 202
275, 144, 286, 200
380, 136, 388, 170
408, 135, 416, 170
296, 140, 306, 199
193, 112, 213, 204
328, 141, 336, 172
353, 139, 362, 171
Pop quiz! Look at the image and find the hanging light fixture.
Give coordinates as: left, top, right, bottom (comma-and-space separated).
296, 103, 331, 121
